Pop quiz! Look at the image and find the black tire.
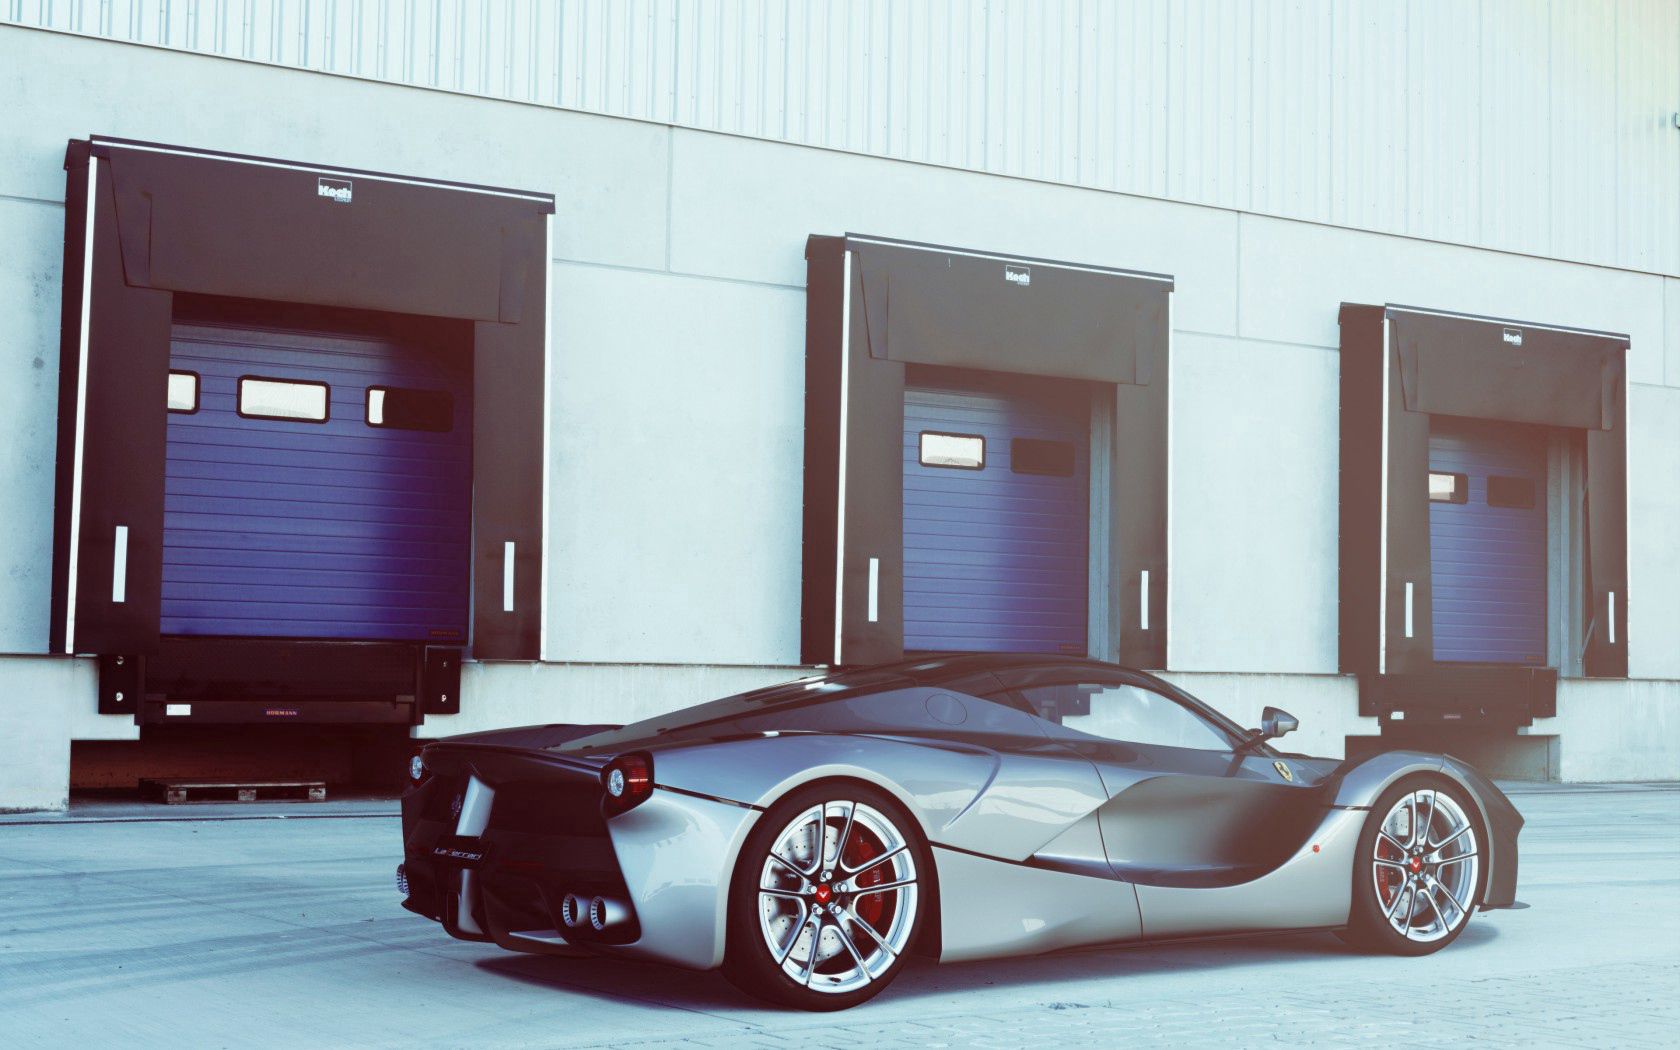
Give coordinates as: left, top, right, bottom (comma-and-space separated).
722, 781, 932, 1011
1341, 774, 1487, 956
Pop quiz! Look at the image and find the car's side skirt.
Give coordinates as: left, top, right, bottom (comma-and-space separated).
934, 845, 1143, 963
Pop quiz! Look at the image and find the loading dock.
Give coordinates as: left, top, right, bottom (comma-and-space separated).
802, 234, 1172, 668
1338, 304, 1629, 727
50, 137, 553, 726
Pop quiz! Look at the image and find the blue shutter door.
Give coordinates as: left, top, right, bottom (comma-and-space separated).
1428, 417, 1548, 665
162, 323, 472, 642
902, 377, 1090, 654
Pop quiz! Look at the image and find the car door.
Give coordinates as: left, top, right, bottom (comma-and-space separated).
993, 667, 1328, 891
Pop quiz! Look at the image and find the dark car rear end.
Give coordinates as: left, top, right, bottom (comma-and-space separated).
399, 743, 640, 947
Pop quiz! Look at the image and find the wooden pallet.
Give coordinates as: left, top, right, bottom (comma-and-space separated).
139, 779, 327, 805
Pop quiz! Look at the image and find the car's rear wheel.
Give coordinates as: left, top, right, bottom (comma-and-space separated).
1341, 775, 1485, 956
723, 782, 928, 1010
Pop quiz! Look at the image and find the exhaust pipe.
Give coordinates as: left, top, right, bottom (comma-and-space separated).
560, 893, 588, 928
589, 896, 629, 932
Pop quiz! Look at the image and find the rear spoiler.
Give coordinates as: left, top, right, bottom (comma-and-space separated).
420, 741, 609, 785
436, 723, 621, 750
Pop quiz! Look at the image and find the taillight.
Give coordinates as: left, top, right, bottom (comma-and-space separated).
601, 752, 654, 817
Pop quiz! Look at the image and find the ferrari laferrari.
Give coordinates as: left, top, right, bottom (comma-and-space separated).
398, 655, 1521, 1009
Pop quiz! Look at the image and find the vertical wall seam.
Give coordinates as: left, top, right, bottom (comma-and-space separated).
664, 124, 674, 272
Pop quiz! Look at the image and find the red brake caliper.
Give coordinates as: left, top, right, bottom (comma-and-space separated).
846, 828, 888, 929
1378, 836, 1404, 908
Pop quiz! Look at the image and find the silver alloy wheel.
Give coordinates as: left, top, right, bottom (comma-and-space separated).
1372, 788, 1480, 943
756, 799, 919, 995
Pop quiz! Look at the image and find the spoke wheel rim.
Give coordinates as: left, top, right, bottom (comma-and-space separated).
1372, 788, 1479, 944
756, 800, 918, 994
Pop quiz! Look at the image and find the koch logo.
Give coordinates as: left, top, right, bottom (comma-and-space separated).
317, 177, 353, 204
1502, 327, 1524, 347
1004, 264, 1031, 287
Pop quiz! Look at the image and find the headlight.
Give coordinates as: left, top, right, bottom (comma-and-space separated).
409, 755, 425, 781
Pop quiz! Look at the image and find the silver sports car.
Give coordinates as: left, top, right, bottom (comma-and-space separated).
398, 655, 1522, 1010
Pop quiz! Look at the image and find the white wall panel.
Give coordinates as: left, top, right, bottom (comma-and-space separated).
0, 200, 64, 656
1667, 277, 1680, 386
8, 1, 1676, 275
546, 264, 805, 665
1624, 385, 1680, 682
1545, 677, 1680, 782
0, 657, 74, 810
1168, 334, 1341, 675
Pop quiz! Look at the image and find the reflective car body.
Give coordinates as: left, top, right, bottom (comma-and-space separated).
398, 655, 1522, 970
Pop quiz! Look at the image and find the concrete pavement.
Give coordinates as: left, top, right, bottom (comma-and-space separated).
2, 783, 1676, 1048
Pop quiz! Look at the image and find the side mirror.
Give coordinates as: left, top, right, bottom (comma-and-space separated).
1258, 706, 1299, 741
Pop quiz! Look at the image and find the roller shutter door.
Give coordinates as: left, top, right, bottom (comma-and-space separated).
161, 322, 472, 642
902, 377, 1089, 654
1428, 417, 1547, 665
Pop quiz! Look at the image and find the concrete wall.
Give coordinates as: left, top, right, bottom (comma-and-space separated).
0, 657, 85, 812
1537, 678, 1680, 782
0, 27, 1675, 807
546, 264, 806, 665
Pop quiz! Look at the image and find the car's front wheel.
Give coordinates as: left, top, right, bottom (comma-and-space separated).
1341, 775, 1486, 955
723, 782, 929, 1010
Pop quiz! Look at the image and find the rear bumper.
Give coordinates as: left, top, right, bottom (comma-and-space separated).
399, 744, 759, 970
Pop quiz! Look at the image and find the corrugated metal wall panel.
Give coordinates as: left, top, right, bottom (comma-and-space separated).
1615, 0, 1680, 275
1404, 0, 1481, 246
1550, 0, 1622, 269
1477, 0, 1555, 258
7, 1, 1676, 275
1249, 0, 1333, 223
1329, 5, 1409, 237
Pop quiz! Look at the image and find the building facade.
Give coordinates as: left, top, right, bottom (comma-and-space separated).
1, 5, 1676, 812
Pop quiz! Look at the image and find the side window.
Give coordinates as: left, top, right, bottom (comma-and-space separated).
1011, 438, 1076, 477
367, 386, 453, 432
238, 376, 329, 422
1428, 471, 1467, 504
919, 432, 985, 469
1020, 680, 1233, 751
1486, 475, 1536, 509
167, 371, 199, 413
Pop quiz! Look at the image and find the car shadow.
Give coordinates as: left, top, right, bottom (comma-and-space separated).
474, 922, 1499, 1016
